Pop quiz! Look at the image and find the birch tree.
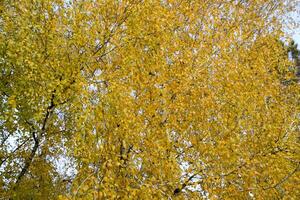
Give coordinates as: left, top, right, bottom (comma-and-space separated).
0, 0, 299, 199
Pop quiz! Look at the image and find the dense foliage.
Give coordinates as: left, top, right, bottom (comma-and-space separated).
0, 0, 299, 199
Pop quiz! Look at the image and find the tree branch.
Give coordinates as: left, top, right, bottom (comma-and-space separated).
14, 91, 56, 187
263, 164, 300, 190
173, 173, 198, 195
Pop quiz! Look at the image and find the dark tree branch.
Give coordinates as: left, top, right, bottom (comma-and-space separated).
0, 137, 31, 167
14, 131, 39, 185
173, 173, 198, 195
14, 91, 56, 187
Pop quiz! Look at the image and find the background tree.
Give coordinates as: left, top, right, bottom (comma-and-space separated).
287, 40, 300, 78
0, 0, 299, 199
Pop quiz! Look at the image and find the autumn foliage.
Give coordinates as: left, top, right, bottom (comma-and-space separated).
0, 0, 299, 199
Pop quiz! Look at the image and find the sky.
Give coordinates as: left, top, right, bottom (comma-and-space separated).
293, 30, 300, 43
291, 2, 300, 44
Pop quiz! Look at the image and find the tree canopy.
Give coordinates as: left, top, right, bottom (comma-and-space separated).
0, 0, 299, 199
